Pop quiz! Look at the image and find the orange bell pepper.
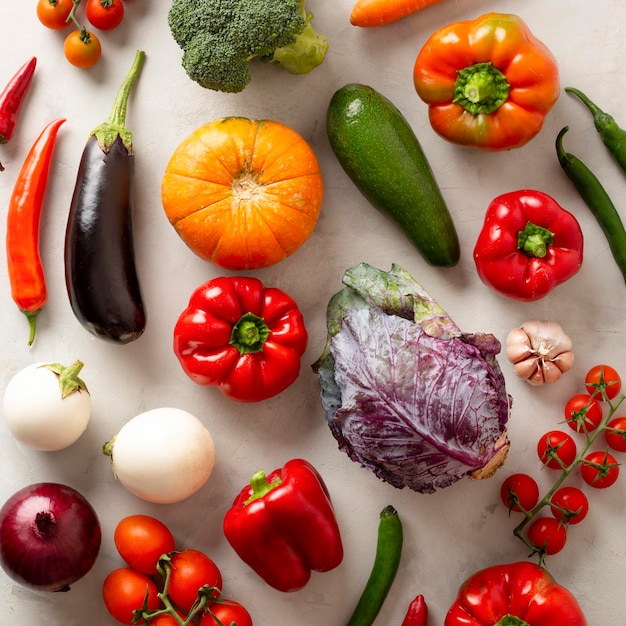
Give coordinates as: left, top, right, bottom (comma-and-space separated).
413, 13, 560, 151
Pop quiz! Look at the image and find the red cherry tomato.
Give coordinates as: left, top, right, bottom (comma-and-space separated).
200, 599, 254, 626
37, 0, 73, 29
549, 486, 589, 524
102, 567, 160, 625
150, 613, 186, 626
564, 393, 603, 433
581, 450, 620, 488
585, 364, 622, 401
527, 517, 567, 555
114, 514, 176, 575
168, 549, 222, 612
64, 29, 102, 68
86, 0, 125, 31
605, 416, 626, 453
500, 473, 539, 513
537, 430, 577, 470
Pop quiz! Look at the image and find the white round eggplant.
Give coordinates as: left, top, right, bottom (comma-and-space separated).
104, 407, 216, 504
3, 361, 91, 451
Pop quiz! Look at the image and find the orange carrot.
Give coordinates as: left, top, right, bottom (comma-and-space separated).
350, 0, 444, 27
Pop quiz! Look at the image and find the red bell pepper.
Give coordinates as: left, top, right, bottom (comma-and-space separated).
444, 561, 588, 626
223, 458, 344, 592
473, 190, 583, 301
173, 276, 308, 402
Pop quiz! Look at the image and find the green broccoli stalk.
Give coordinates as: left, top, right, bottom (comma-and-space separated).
263, 0, 328, 74
167, 0, 328, 94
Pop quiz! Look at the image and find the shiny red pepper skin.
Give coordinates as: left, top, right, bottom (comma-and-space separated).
473, 190, 583, 301
444, 561, 588, 626
173, 276, 308, 402
0, 57, 36, 145
401, 594, 428, 626
223, 458, 344, 592
6, 118, 65, 345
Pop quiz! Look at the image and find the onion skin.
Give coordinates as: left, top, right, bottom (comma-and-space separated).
0, 483, 101, 591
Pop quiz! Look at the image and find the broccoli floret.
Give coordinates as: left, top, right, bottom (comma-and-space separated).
168, 0, 328, 94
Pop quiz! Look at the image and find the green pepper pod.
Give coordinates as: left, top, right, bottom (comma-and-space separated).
565, 87, 626, 175
556, 126, 626, 285
346, 505, 403, 626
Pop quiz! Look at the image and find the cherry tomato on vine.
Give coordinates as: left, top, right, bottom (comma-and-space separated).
114, 514, 176, 575
605, 416, 626, 453
500, 473, 539, 513
200, 600, 254, 626
150, 613, 186, 626
102, 567, 160, 625
37, 0, 73, 29
585, 364, 622, 401
86, 0, 125, 31
527, 517, 567, 555
64, 29, 102, 69
168, 549, 222, 612
581, 450, 620, 488
564, 393, 603, 433
537, 430, 577, 470
549, 486, 589, 525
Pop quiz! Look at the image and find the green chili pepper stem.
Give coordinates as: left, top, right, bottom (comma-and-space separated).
91, 50, 145, 154
565, 86, 626, 175
556, 126, 626, 285
24, 311, 37, 346
346, 505, 403, 626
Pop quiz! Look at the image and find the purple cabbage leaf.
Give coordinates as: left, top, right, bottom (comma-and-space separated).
313, 263, 511, 494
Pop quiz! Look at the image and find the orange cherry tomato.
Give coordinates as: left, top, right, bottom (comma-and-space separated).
64, 29, 102, 69
37, 0, 73, 29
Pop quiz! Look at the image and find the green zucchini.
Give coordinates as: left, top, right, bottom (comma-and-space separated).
326, 83, 460, 267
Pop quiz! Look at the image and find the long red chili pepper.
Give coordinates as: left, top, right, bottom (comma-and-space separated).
0, 57, 37, 171
401, 594, 428, 626
6, 117, 66, 345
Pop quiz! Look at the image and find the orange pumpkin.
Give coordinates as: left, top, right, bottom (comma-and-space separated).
161, 117, 324, 270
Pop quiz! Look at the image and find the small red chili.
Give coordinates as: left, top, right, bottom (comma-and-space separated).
401, 594, 428, 626
473, 189, 584, 301
0, 57, 37, 170
6, 118, 66, 345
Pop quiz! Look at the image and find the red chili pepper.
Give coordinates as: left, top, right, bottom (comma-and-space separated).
0, 57, 37, 170
223, 458, 344, 593
401, 594, 428, 626
444, 561, 588, 625
173, 276, 308, 402
473, 189, 584, 301
6, 118, 66, 345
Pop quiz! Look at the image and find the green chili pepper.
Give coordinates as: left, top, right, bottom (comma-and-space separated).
556, 126, 626, 284
346, 505, 403, 626
565, 87, 626, 175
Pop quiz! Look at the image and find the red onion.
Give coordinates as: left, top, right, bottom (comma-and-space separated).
0, 482, 101, 592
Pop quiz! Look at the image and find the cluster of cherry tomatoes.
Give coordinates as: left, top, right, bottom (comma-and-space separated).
36, 0, 126, 69
500, 364, 626, 558
103, 514, 253, 626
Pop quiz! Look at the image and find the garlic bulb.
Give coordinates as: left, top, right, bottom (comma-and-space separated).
506, 320, 574, 385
